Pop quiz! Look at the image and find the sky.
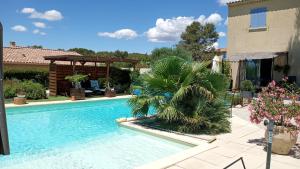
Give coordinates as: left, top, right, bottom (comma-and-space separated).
0, 0, 234, 53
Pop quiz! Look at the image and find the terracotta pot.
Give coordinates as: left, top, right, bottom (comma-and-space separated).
70, 88, 85, 100
265, 126, 298, 155
105, 89, 116, 97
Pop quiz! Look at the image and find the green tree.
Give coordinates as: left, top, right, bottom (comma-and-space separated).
114, 50, 129, 58
29, 45, 43, 49
177, 22, 219, 61
128, 56, 230, 134
150, 47, 192, 63
68, 48, 96, 56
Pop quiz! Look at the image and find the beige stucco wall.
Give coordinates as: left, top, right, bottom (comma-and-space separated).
228, 0, 300, 88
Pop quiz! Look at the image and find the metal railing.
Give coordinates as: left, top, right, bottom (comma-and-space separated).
223, 157, 246, 169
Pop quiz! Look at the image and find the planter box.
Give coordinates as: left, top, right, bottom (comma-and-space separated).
70, 88, 85, 101
13, 97, 27, 105
105, 90, 116, 97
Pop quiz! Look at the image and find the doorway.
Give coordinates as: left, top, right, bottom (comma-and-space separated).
260, 59, 272, 86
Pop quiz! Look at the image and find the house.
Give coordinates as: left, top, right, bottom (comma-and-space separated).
227, 0, 300, 89
3, 42, 81, 71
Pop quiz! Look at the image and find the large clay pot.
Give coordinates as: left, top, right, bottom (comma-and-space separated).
265, 126, 298, 155
70, 88, 85, 100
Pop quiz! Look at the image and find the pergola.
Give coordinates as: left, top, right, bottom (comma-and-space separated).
44, 55, 139, 96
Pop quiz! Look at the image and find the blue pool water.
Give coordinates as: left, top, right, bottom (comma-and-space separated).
0, 99, 190, 169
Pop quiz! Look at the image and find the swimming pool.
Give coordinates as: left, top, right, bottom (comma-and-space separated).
0, 98, 190, 169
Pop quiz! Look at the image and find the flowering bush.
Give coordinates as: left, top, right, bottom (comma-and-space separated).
249, 79, 300, 132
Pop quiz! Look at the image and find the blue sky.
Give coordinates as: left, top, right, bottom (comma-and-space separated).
0, 0, 231, 53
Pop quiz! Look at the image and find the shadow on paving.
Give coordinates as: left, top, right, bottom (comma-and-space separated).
247, 138, 300, 159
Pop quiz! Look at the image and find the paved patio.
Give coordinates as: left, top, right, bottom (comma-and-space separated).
166, 107, 300, 169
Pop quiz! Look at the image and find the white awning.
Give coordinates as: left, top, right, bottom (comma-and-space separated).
227, 52, 288, 62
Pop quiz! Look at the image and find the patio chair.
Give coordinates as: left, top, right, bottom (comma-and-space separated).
90, 80, 105, 94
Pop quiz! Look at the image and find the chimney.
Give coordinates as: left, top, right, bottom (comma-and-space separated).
9, 41, 16, 47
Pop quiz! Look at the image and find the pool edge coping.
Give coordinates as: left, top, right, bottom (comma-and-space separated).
5, 95, 132, 108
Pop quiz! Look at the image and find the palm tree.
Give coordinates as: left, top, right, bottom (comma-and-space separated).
128, 56, 230, 133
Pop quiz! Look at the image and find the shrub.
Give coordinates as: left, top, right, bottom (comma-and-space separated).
20, 81, 47, 100
4, 80, 46, 100
4, 79, 19, 98
241, 80, 255, 92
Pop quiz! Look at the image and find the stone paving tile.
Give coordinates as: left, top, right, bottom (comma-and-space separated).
193, 148, 231, 166
175, 157, 218, 169
213, 142, 252, 158
272, 154, 300, 168
256, 160, 300, 169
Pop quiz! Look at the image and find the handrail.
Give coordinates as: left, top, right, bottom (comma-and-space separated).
223, 157, 246, 169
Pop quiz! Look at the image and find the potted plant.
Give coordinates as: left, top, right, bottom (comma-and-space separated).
241, 80, 255, 99
14, 88, 27, 105
65, 74, 88, 101
249, 79, 300, 155
105, 81, 116, 97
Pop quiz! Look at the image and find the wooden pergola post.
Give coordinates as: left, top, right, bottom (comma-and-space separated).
106, 62, 110, 86
0, 21, 10, 155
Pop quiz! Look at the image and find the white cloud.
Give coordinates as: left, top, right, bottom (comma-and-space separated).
11, 25, 27, 32
33, 29, 46, 35
21, 8, 35, 13
146, 13, 223, 43
212, 42, 219, 49
218, 0, 239, 6
21, 8, 63, 21
218, 32, 226, 37
204, 13, 223, 25
33, 22, 46, 28
97, 29, 138, 39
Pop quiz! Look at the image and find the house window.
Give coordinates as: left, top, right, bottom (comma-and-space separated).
250, 7, 267, 28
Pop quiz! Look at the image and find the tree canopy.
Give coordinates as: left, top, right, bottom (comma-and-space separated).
68, 48, 96, 56
177, 21, 219, 61
150, 47, 192, 63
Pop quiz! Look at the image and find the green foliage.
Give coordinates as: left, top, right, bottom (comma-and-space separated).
110, 67, 131, 93
223, 62, 231, 78
240, 80, 255, 92
68, 48, 96, 56
65, 74, 88, 83
150, 47, 192, 63
20, 81, 47, 100
28, 45, 43, 49
4, 70, 49, 87
4, 80, 46, 100
128, 56, 230, 134
65, 74, 88, 89
177, 22, 219, 61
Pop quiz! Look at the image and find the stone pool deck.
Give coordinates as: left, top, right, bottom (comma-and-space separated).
5, 95, 132, 108
125, 107, 300, 169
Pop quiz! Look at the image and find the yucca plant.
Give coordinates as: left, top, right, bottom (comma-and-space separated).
128, 56, 230, 134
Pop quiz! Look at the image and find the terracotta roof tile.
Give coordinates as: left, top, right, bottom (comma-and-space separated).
3, 46, 81, 65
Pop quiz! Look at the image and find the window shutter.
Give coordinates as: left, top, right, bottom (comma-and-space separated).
250, 7, 267, 28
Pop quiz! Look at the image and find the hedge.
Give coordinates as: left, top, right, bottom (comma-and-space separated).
4, 70, 49, 87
